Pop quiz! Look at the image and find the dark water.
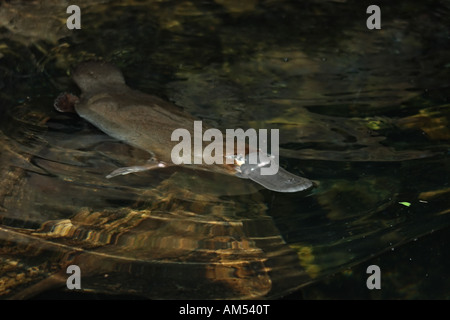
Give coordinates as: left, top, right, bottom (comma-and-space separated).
0, 0, 449, 299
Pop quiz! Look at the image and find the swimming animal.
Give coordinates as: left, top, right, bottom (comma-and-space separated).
54, 62, 312, 192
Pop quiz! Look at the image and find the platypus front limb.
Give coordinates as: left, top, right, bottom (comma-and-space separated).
106, 159, 167, 179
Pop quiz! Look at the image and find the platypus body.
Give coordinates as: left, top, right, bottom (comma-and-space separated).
55, 62, 312, 192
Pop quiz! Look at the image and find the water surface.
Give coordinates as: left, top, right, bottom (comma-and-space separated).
0, 0, 449, 299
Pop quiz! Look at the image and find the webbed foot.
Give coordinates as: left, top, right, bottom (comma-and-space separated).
106, 159, 167, 179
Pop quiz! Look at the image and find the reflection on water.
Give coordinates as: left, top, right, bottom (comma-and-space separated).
0, 0, 449, 299
0, 104, 311, 299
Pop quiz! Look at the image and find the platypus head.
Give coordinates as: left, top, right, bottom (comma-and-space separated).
73, 61, 125, 93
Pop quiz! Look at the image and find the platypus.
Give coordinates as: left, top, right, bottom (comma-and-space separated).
54, 62, 312, 192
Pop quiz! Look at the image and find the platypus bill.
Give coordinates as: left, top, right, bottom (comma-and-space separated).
54, 62, 313, 193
